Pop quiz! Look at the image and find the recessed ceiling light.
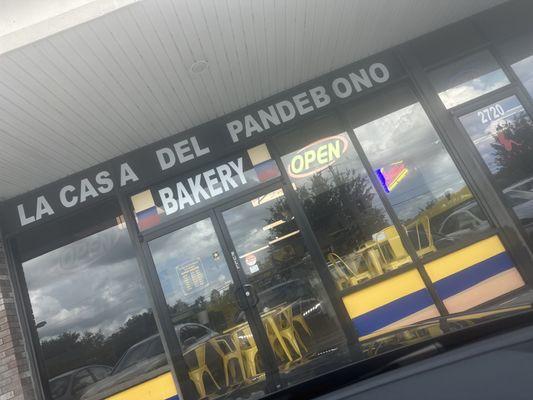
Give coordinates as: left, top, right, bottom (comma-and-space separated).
189, 60, 208, 74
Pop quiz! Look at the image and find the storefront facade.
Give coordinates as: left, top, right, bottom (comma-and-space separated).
2, 1, 533, 399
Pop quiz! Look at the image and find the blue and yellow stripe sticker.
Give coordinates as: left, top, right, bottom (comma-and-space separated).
106, 372, 179, 400
424, 236, 525, 313
342, 269, 439, 338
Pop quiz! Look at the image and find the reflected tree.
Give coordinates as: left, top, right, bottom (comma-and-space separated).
40, 311, 158, 379
491, 114, 533, 187
266, 167, 388, 256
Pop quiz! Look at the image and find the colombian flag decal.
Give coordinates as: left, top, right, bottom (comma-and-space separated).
131, 190, 161, 231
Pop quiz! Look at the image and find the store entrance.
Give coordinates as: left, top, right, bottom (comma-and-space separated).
147, 184, 351, 400
456, 91, 533, 254
216, 185, 350, 388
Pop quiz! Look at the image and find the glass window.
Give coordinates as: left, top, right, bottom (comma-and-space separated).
428, 51, 510, 109
275, 117, 412, 291
149, 218, 261, 399
17, 202, 162, 399
349, 84, 492, 254
511, 55, 533, 98
459, 95, 533, 246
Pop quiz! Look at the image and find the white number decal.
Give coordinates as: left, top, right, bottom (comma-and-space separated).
477, 104, 505, 124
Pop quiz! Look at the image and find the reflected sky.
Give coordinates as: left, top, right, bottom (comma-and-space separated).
512, 55, 533, 99
23, 224, 151, 340
149, 219, 234, 309
429, 51, 510, 109
438, 70, 509, 109
354, 102, 467, 222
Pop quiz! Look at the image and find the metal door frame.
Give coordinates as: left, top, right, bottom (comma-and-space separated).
127, 198, 284, 398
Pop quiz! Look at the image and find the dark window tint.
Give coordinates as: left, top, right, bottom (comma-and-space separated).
428, 51, 510, 109
349, 83, 491, 254
17, 202, 162, 398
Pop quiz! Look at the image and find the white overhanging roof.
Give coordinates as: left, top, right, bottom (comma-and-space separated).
0, 0, 509, 201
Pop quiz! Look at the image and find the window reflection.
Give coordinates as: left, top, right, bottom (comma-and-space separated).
428, 51, 510, 109
276, 118, 412, 292
350, 84, 491, 254
459, 96, 533, 246
512, 55, 533, 99
497, 33, 533, 101
19, 205, 161, 400
222, 188, 351, 384
149, 219, 264, 400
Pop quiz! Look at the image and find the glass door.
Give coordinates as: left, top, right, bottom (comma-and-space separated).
216, 185, 352, 389
148, 215, 280, 400
457, 93, 533, 250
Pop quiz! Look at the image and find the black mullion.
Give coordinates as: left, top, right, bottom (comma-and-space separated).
396, 44, 533, 286
447, 84, 518, 117
210, 209, 284, 393
335, 110, 449, 317
4, 239, 49, 400
117, 195, 196, 400
266, 138, 365, 361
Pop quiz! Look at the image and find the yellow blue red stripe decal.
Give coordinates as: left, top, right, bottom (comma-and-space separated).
342, 269, 438, 337
424, 236, 525, 313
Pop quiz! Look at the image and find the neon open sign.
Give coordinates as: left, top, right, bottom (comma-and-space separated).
288, 135, 349, 178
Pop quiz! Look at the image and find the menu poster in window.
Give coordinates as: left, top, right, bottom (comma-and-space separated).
176, 259, 209, 294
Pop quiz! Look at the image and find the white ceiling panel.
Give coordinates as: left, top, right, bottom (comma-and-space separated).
0, 0, 509, 200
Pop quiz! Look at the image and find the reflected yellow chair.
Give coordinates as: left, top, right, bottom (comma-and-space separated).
382, 226, 410, 260
263, 312, 296, 362
327, 252, 371, 290
409, 216, 437, 257
293, 312, 312, 337
276, 305, 307, 355
184, 342, 220, 399
263, 305, 306, 364
210, 334, 246, 387
233, 324, 261, 377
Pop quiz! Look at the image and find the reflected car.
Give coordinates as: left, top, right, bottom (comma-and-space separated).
49, 365, 112, 400
81, 323, 217, 399
258, 280, 323, 314
437, 190, 533, 245
437, 202, 489, 244
503, 189, 533, 232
